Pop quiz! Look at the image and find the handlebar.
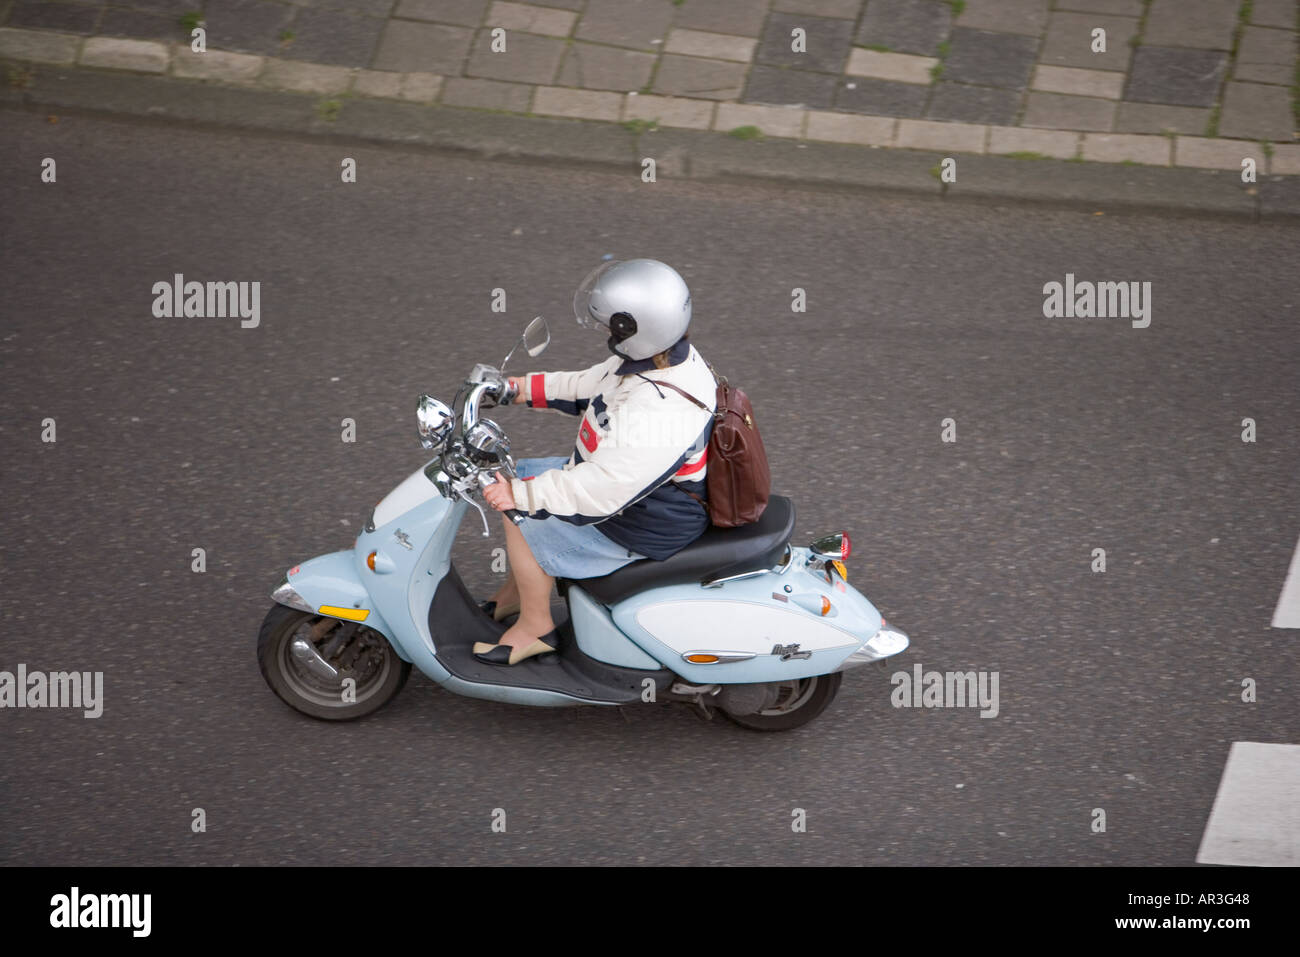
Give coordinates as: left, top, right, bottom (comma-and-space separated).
476, 470, 526, 526
461, 380, 495, 432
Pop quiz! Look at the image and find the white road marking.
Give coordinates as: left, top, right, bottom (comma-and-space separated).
1272, 533, 1300, 628
1196, 742, 1300, 866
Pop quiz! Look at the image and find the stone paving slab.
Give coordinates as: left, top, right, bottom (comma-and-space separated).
1023, 91, 1116, 131
944, 28, 1039, 89
393, 0, 488, 28
956, 0, 1050, 38
652, 53, 746, 100
373, 22, 473, 74
1273, 144, 1300, 175
576, 0, 674, 50
856, 0, 952, 57
1039, 11, 1138, 71
927, 82, 1019, 125
0, 0, 1295, 204
846, 48, 936, 84
1176, 135, 1266, 171
745, 64, 838, 108
666, 28, 756, 63
0, 25, 80, 62
623, 91, 716, 129
1081, 131, 1171, 165
673, 0, 771, 38
1143, 0, 1239, 51
441, 75, 534, 111
987, 125, 1080, 159
1251, 0, 1298, 29
1126, 47, 1229, 108
260, 58, 352, 94
756, 12, 854, 72
1033, 65, 1124, 100
836, 76, 930, 117
1114, 102, 1211, 135
556, 42, 656, 92
1218, 81, 1295, 140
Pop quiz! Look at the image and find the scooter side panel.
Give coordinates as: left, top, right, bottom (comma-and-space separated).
373, 464, 442, 527
609, 548, 884, 684
353, 484, 464, 681
568, 585, 663, 671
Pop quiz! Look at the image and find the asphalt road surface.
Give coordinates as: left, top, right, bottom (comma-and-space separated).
1, 108, 1297, 866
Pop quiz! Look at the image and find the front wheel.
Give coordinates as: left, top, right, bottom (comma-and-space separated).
721, 672, 843, 732
257, 604, 411, 721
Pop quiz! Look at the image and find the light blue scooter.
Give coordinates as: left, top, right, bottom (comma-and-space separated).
258, 318, 910, 731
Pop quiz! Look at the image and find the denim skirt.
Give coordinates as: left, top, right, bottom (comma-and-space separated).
511, 456, 647, 580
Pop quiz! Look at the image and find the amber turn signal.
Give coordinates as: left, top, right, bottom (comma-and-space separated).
366, 551, 377, 571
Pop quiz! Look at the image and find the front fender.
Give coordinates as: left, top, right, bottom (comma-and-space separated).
271, 552, 402, 658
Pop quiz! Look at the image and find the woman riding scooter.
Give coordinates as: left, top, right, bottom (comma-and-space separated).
475, 259, 717, 666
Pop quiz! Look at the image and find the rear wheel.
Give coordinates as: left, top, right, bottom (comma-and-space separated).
257, 604, 410, 721
721, 672, 843, 732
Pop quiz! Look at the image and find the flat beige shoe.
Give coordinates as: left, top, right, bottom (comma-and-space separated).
473, 630, 559, 666
507, 636, 558, 665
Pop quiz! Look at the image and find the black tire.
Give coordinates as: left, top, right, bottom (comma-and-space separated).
257, 603, 411, 721
720, 672, 843, 732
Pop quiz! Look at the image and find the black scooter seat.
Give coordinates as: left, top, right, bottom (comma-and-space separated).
575, 495, 796, 605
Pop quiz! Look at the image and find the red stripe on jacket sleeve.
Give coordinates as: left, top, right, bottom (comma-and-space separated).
530, 373, 547, 409
675, 447, 708, 476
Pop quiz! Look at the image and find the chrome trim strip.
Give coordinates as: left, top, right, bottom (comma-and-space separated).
701, 568, 770, 588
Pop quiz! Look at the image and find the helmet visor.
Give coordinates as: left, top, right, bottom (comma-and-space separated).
573, 260, 621, 331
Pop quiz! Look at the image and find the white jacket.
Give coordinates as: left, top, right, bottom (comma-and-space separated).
509, 340, 717, 560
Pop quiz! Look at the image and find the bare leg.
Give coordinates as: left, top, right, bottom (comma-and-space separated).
495, 517, 556, 650
487, 564, 519, 607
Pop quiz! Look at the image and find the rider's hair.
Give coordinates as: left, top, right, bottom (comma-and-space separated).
651, 332, 688, 370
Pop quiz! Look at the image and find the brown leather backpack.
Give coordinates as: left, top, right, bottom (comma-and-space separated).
649, 370, 771, 527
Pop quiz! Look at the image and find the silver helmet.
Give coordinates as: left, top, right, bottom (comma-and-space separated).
573, 259, 692, 361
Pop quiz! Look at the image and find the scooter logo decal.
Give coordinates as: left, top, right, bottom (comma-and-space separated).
772, 643, 812, 661
393, 529, 413, 550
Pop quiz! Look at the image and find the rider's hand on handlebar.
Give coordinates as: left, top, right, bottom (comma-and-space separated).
507, 377, 526, 404
483, 473, 517, 512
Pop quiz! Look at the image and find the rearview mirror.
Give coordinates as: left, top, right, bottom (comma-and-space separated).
523, 315, 550, 357
502, 315, 550, 370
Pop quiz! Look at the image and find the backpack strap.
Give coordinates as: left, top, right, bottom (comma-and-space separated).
633, 374, 711, 514
635, 373, 709, 411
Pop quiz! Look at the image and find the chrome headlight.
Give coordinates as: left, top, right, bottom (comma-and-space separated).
416, 395, 454, 451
